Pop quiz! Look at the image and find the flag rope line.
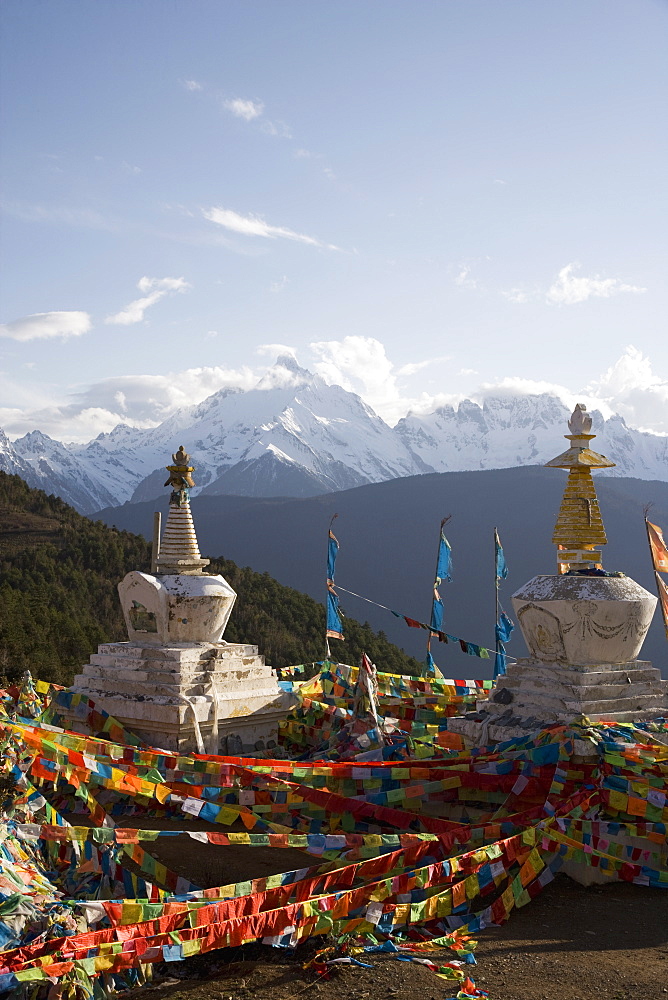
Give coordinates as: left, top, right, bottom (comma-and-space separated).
335, 584, 518, 663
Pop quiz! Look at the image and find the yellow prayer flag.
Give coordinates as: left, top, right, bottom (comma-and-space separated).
181, 938, 201, 957
647, 521, 668, 572
94, 957, 116, 972
607, 789, 628, 812
500, 885, 515, 915
465, 875, 479, 900
216, 805, 239, 825
121, 903, 143, 925
437, 892, 452, 917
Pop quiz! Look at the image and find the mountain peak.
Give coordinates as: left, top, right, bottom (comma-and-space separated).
274, 353, 307, 374
255, 354, 314, 391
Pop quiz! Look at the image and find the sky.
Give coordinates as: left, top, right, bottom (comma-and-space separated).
0, 0, 667, 442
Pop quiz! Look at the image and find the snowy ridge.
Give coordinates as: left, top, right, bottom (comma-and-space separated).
2, 429, 117, 513
395, 394, 668, 480
2, 360, 667, 513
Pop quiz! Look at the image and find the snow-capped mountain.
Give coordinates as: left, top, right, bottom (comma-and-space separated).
2, 429, 117, 513
395, 394, 668, 479
1, 428, 35, 482
2, 360, 666, 514
70, 356, 431, 505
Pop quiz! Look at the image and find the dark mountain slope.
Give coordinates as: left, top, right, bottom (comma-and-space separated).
0, 471, 421, 685
93, 466, 668, 678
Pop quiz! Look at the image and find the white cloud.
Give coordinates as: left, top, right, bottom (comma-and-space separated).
1, 364, 258, 441
502, 288, 532, 304
480, 374, 581, 403
309, 336, 451, 424
182, 79, 203, 91
256, 342, 297, 359
308, 338, 668, 434
121, 161, 141, 175
269, 275, 289, 293
454, 265, 476, 289
105, 276, 190, 326
261, 119, 292, 138
585, 345, 668, 434
476, 346, 668, 434
310, 337, 395, 408
224, 97, 264, 121
294, 148, 313, 159
203, 206, 339, 250
546, 262, 647, 305
0, 311, 92, 342
397, 357, 450, 377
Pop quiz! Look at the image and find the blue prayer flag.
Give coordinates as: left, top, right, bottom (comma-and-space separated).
327, 529, 339, 583
429, 586, 444, 633
430, 528, 451, 638
326, 528, 344, 640
435, 531, 452, 584
494, 611, 514, 678
495, 529, 508, 581
424, 651, 441, 677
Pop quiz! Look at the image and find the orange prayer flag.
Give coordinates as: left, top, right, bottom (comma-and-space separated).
647, 521, 668, 572
451, 879, 467, 908
656, 572, 668, 640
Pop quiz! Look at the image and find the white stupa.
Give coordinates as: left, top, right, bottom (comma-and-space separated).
71, 447, 293, 753
450, 405, 667, 744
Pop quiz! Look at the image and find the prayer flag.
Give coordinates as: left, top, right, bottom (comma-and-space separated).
424, 651, 443, 678
647, 521, 668, 573
435, 529, 452, 584
494, 612, 514, 679
350, 653, 384, 743
326, 528, 344, 641
495, 529, 508, 581
656, 572, 668, 640
430, 527, 451, 635
429, 586, 444, 633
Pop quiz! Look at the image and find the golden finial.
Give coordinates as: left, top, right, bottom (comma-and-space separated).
545, 405, 615, 573
164, 445, 195, 499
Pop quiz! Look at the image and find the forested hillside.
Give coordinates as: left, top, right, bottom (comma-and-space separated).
0, 471, 421, 685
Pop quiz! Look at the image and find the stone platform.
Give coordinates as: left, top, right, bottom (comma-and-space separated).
484, 656, 668, 724
447, 656, 667, 754
69, 641, 295, 754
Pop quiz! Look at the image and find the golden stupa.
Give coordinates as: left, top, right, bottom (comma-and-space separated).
545, 403, 615, 572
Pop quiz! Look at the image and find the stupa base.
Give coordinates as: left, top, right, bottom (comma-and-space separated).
66, 641, 295, 755
485, 657, 668, 725
447, 656, 667, 752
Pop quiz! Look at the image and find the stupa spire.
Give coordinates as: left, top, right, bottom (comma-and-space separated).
545, 404, 615, 573
155, 446, 209, 575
